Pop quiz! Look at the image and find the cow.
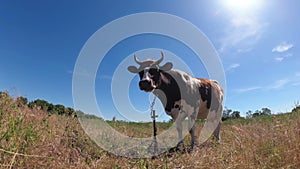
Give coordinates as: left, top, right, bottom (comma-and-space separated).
127, 52, 224, 149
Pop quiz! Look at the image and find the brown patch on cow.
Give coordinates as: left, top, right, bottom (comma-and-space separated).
198, 78, 223, 112
197, 100, 209, 119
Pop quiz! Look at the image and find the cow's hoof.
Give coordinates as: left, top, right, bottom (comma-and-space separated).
168, 141, 186, 153
191, 143, 197, 149
175, 141, 185, 151
177, 140, 184, 147
190, 139, 198, 147
213, 137, 221, 144
187, 143, 197, 153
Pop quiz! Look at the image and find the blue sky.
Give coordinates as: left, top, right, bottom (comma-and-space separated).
1, 0, 300, 121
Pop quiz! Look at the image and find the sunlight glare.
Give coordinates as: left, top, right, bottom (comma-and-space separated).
223, 0, 262, 14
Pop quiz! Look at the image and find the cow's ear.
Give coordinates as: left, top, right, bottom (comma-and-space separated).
127, 66, 139, 73
160, 62, 173, 71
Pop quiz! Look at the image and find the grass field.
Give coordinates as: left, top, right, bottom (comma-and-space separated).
1, 92, 300, 168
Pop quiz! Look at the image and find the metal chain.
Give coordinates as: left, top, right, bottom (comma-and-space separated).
150, 94, 156, 113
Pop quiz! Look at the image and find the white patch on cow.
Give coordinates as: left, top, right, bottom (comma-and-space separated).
171, 70, 200, 95
167, 99, 198, 120
142, 68, 157, 89
142, 68, 151, 81
178, 99, 196, 116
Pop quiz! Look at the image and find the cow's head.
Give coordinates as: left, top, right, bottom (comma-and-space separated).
127, 52, 173, 92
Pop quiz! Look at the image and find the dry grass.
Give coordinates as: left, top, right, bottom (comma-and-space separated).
0, 92, 104, 168
1, 92, 300, 168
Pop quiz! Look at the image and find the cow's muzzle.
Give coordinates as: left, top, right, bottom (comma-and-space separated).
139, 80, 155, 92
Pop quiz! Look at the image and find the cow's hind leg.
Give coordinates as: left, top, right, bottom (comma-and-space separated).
213, 104, 223, 142
213, 121, 221, 142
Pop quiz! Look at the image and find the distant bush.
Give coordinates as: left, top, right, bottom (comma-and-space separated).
27, 99, 77, 117
28, 99, 53, 112
252, 108, 272, 118
0, 91, 9, 99
16, 96, 28, 107
222, 107, 242, 121
222, 107, 272, 121
292, 105, 300, 113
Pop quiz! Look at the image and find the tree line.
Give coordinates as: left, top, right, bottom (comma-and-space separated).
222, 104, 300, 121
222, 107, 272, 121
2, 91, 299, 121
0, 91, 77, 117
6, 92, 103, 119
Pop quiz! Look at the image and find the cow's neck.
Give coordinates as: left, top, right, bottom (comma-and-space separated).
153, 70, 181, 112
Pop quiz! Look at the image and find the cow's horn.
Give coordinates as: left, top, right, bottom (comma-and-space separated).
134, 55, 143, 65
154, 52, 164, 65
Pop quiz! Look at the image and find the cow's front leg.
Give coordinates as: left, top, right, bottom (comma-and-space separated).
175, 120, 184, 148
188, 113, 197, 149
175, 112, 186, 148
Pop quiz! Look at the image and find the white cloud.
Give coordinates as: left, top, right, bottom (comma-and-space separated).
234, 86, 262, 93
269, 79, 289, 89
227, 63, 240, 71
272, 42, 293, 53
274, 53, 292, 62
219, 17, 268, 53
234, 78, 291, 94
237, 48, 253, 53
234, 72, 300, 97
274, 57, 284, 62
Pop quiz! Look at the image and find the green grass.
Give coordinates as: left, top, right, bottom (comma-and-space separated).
1, 92, 300, 168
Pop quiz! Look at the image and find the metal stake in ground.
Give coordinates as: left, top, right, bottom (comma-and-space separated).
150, 95, 158, 157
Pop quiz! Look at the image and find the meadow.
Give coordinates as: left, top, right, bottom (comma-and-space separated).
0, 92, 299, 168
